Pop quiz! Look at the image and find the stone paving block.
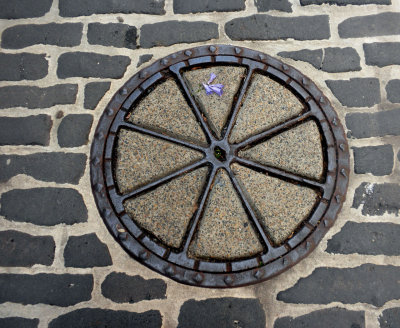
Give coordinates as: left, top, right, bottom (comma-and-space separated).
277, 264, 400, 306
140, 21, 218, 48
255, 0, 292, 12
225, 15, 330, 41
57, 52, 130, 78
274, 307, 365, 328
84, 82, 111, 109
301, 0, 389, 4
1, 23, 83, 49
364, 42, 400, 67
0, 274, 93, 306
0, 317, 39, 328
137, 54, 153, 67
64, 233, 112, 268
0, 188, 88, 226
0, 0, 52, 19
379, 308, 400, 328
323, 47, 361, 72
87, 23, 137, 49
59, 0, 165, 16
339, 12, 400, 38
353, 145, 394, 176
346, 109, 400, 138
101, 272, 166, 303
386, 80, 400, 103
0, 53, 48, 81
0, 115, 52, 146
279, 49, 323, 69
327, 222, 400, 255
173, 0, 245, 13
0, 230, 55, 267
178, 298, 266, 328
352, 182, 400, 216
57, 114, 93, 147
326, 78, 380, 107
0, 84, 77, 109
49, 309, 162, 328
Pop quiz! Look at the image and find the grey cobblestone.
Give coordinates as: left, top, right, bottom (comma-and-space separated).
84, 82, 111, 109
0, 317, 39, 328
173, 0, 245, 14
0, 0, 52, 19
301, 0, 390, 4
353, 145, 394, 176
386, 80, 400, 103
88, 23, 137, 49
137, 54, 153, 67
364, 42, 400, 67
379, 308, 400, 328
255, 0, 292, 12
0, 53, 48, 81
57, 114, 93, 147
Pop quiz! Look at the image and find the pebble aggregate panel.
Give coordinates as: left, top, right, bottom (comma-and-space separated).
115, 129, 204, 193
124, 167, 209, 248
232, 164, 319, 244
230, 73, 304, 143
183, 66, 246, 138
188, 169, 264, 260
239, 120, 324, 181
128, 78, 207, 145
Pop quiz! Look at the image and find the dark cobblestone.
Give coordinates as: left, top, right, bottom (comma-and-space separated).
0, 84, 77, 109
255, 0, 292, 12
379, 308, 400, 328
0, 53, 48, 81
59, 0, 165, 16
353, 145, 394, 176
58, 114, 93, 147
57, 52, 130, 79
140, 21, 218, 48
0, 230, 55, 267
364, 42, 400, 67
0, 0, 52, 19
0, 317, 39, 328
0, 115, 52, 146
0, 274, 93, 306
88, 23, 137, 49
173, 0, 245, 14
386, 80, 400, 103
101, 272, 166, 303
137, 54, 153, 67
84, 82, 111, 109
339, 12, 400, 38
346, 109, 400, 138
279, 47, 360, 72
326, 78, 380, 107
64, 233, 112, 268
353, 183, 400, 216
49, 309, 162, 328
274, 307, 365, 328
278, 264, 400, 306
327, 222, 400, 255
178, 298, 266, 328
0, 188, 88, 226
225, 15, 330, 41
2, 23, 83, 49
0, 153, 86, 184
301, 0, 389, 4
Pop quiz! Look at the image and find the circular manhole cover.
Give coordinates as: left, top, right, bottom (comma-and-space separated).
91, 45, 349, 288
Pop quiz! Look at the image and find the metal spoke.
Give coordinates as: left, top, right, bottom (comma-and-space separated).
119, 121, 206, 152
234, 111, 312, 150
234, 157, 326, 191
182, 167, 217, 252
223, 67, 255, 139
170, 65, 213, 141
227, 168, 273, 250
119, 159, 208, 202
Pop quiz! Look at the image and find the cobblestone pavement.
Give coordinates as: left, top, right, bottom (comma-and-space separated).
0, 0, 400, 327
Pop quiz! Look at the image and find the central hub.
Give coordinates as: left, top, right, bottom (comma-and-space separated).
214, 146, 227, 162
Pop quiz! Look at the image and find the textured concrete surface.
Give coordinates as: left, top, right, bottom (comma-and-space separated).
230, 73, 304, 143
232, 164, 318, 244
189, 169, 264, 260
239, 120, 324, 181
184, 65, 246, 138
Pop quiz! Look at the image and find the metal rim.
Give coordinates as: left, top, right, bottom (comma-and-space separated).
90, 45, 349, 288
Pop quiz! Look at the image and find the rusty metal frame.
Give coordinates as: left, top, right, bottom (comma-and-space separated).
90, 45, 349, 288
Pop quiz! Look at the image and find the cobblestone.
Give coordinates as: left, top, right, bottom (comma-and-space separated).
57, 114, 93, 147
173, 0, 245, 14
353, 145, 394, 176
0, 0, 52, 19
379, 308, 400, 328
0, 53, 48, 81
0, 317, 39, 328
364, 42, 400, 67
87, 23, 137, 49
255, 0, 292, 12
386, 80, 400, 103
84, 82, 111, 109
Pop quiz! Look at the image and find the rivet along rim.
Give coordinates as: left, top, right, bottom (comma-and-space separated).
90, 45, 349, 288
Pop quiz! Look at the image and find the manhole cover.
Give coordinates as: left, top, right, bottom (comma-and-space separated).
91, 45, 349, 288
